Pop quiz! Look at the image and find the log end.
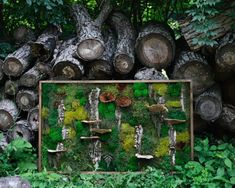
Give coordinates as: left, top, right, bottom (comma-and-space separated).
3, 57, 23, 77
20, 74, 37, 88
0, 109, 14, 131
16, 91, 36, 111
77, 39, 104, 61
88, 60, 112, 80
114, 54, 134, 74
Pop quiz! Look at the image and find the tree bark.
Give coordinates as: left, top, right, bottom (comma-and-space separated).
16, 90, 38, 112
4, 80, 19, 96
3, 44, 33, 77
215, 104, 235, 133
0, 59, 4, 81
27, 106, 39, 131
0, 99, 19, 131
0, 176, 31, 188
134, 67, 168, 80
135, 23, 175, 70
88, 29, 116, 79
52, 38, 84, 80
19, 62, 49, 87
215, 32, 235, 81
72, 0, 112, 61
195, 84, 222, 122
8, 120, 33, 143
13, 26, 36, 45
29, 25, 61, 62
172, 51, 214, 96
110, 11, 136, 74
0, 133, 8, 152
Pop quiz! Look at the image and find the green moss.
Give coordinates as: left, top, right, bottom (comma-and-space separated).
167, 83, 181, 97
133, 83, 149, 98
99, 103, 116, 120
75, 121, 89, 138
132, 101, 150, 125
167, 110, 186, 120
127, 156, 138, 171
48, 109, 58, 127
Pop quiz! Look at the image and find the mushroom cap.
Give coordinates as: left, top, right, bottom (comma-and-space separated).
115, 96, 132, 107
164, 118, 186, 125
99, 92, 116, 103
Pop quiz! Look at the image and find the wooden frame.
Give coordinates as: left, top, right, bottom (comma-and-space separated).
38, 80, 193, 172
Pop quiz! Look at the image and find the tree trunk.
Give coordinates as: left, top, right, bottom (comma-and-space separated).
215, 32, 235, 81
52, 38, 84, 80
172, 51, 214, 96
19, 62, 49, 87
0, 176, 31, 188
3, 44, 33, 77
135, 23, 175, 70
88, 29, 116, 79
0, 99, 19, 131
0, 59, 4, 81
221, 77, 235, 106
195, 84, 222, 122
8, 120, 33, 143
29, 25, 61, 62
110, 11, 136, 74
16, 90, 38, 111
13, 26, 36, 45
27, 106, 39, 131
215, 104, 235, 133
134, 67, 168, 80
72, 0, 112, 61
4, 80, 19, 96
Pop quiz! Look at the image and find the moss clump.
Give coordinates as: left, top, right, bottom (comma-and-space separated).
155, 137, 169, 157
48, 127, 63, 144
64, 106, 88, 125
166, 100, 181, 108
132, 101, 150, 125
133, 83, 148, 98
98, 102, 116, 120
152, 83, 168, 96
167, 110, 186, 120
120, 123, 135, 152
168, 83, 181, 97
127, 156, 138, 171
75, 121, 89, 138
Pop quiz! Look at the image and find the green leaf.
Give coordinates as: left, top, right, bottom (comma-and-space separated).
230, 177, 235, 184
224, 158, 232, 169
210, 145, 217, 151
26, 0, 32, 6
217, 167, 225, 177
194, 146, 202, 151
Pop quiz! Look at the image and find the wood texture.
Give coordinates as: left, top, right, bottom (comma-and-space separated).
172, 51, 214, 96
110, 11, 136, 74
195, 84, 222, 122
0, 59, 4, 81
3, 44, 33, 77
135, 23, 175, 70
4, 80, 19, 96
16, 90, 38, 111
0, 99, 19, 131
0, 176, 31, 188
134, 67, 168, 80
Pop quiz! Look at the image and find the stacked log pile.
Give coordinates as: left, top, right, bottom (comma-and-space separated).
0, 0, 235, 149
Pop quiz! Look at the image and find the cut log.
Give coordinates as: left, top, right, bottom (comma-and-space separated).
72, 1, 112, 60
52, 38, 84, 79
29, 25, 61, 62
0, 133, 8, 152
134, 67, 168, 80
110, 11, 136, 74
3, 44, 33, 77
4, 80, 19, 96
215, 32, 235, 81
215, 104, 235, 133
19, 62, 49, 87
13, 26, 36, 44
16, 90, 38, 111
222, 78, 235, 106
0, 99, 19, 131
0, 59, 4, 81
195, 85, 222, 122
8, 120, 33, 142
0, 176, 31, 188
179, 3, 235, 51
172, 51, 214, 96
88, 29, 116, 79
27, 106, 39, 131
135, 23, 175, 70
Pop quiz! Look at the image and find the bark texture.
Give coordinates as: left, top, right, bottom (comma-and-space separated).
0, 99, 19, 131
135, 23, 175, 70
0, 59, 4, 81
16, 90, 38, 111
27, 106, 39, 131
134, 67, 168, 80
110, 11, 136, 74
0, 176, 31, 188
3, 44, 33, 77
195, 84, 222, 122
172, 51, 214, 96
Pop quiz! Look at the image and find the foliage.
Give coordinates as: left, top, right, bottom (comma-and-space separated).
75, 120, 89, 138
0, 137, 37, 176
186, 0, 222, 47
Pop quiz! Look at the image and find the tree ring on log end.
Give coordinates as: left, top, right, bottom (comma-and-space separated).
77, 39, 104, 61
136, 34, 174, 70
20, 74, 36, 87
0, 110, 14, 131
16, 92, 36, 111
114, 54, 134, 74
3, 57, 23, 76
196, 96, 222, 121
216, 44, 235, 69
89, 60, 112, 79
53, 61, 83, 80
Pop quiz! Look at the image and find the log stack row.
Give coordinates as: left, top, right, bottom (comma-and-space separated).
0, 0, 235, 149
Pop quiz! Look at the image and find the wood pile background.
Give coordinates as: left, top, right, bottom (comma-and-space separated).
0, 0, 235, 150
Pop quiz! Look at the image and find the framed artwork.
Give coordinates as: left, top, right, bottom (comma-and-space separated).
39, 80, 193, 172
